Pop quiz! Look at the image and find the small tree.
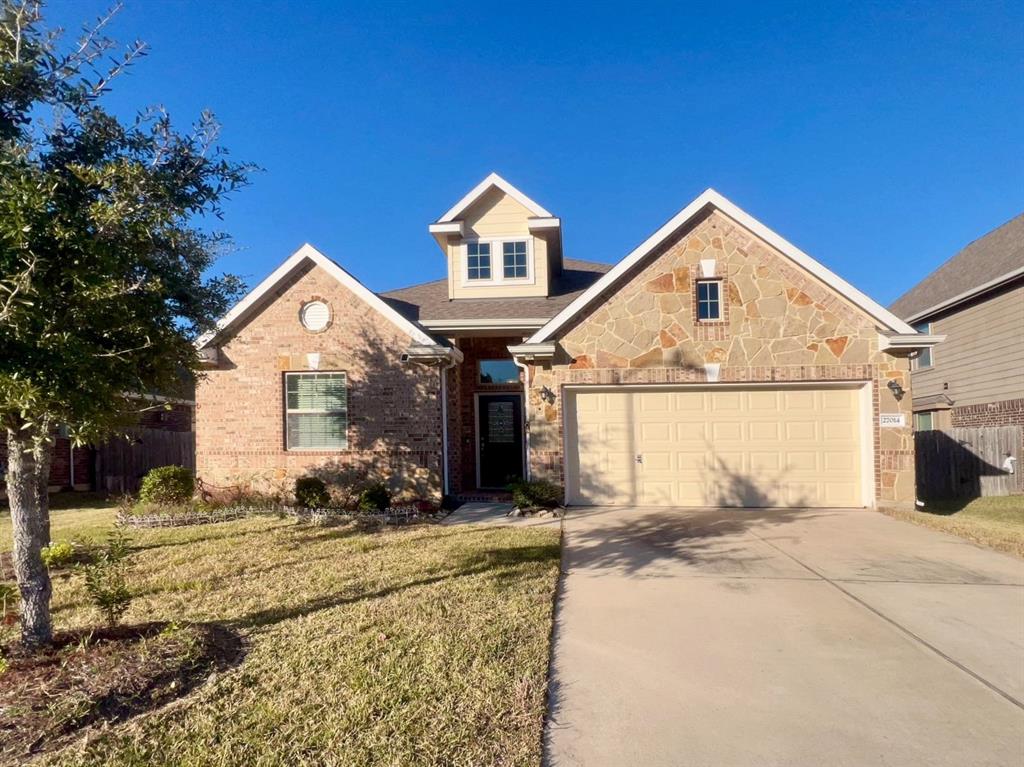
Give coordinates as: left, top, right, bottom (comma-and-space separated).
0, 1, 252, 647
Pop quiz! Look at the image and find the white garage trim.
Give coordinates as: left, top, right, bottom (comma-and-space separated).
560, 381, 875, 509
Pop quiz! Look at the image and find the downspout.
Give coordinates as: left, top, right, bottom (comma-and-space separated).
511, 356, 532, 481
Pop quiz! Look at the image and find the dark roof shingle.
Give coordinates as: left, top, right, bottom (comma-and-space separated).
378, 258, 612, 322
890, 213, 1024, 320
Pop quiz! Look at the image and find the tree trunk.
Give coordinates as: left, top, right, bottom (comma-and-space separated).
6, 427, 53, 648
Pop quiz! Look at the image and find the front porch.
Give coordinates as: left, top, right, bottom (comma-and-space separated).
445, 336, 529, 496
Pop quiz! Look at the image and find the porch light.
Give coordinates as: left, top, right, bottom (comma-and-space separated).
887, 379, 905, 401
539, 386, 556, 405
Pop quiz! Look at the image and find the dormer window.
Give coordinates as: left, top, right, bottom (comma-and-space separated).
467, 242, 491, 280
503, 241, 528, 279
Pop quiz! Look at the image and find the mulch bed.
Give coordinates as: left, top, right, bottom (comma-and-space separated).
0, 621, 243, 762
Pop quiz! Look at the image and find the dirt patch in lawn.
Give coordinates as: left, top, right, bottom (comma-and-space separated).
0, 621, 243, 763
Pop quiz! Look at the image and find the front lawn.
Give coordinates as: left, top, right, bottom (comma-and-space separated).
0, 502, 561, 766
880, 495, 1024, 557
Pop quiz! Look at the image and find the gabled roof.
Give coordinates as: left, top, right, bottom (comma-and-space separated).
890, 213, 1024, 322
196, 244, 435, 349
379, 258, 611, 325
435, 172, 553, 223
527, 188, 917, 343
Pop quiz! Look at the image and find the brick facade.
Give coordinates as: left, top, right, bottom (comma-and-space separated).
951, 398, 1024, 430
526, 209, 916, 506
445, 336, 524, 493
196, 262, 443, 500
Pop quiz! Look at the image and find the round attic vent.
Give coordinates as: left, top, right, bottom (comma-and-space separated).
300, 301, 331, 332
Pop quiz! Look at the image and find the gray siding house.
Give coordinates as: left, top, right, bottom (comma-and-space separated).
890, 214, 1024, 432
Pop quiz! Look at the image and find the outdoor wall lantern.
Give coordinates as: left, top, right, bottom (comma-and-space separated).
887, 379, 905, 401
539, 386, 556, 405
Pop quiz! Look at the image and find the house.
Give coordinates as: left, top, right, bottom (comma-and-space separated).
195, 174, 940, 508
890, 214, 1024, 433
0, 395, 194, 495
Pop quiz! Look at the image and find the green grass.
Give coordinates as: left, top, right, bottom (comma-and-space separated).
880, 495, 1024, 557
0, 502, 561, 766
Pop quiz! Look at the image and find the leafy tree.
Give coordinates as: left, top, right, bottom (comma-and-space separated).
0, 1, 251, 647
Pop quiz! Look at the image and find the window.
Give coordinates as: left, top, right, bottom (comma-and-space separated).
912, 321, 933, 369
285, 372, 348, 449
466, 242, 491, 280
914, 411, 934, 431
503, 241, 528, 279
696, 279, 723, 321
479, 359, 520, 384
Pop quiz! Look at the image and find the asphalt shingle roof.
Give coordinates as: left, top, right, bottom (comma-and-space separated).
378, 258, 612, 322
890, 213, 1024, 320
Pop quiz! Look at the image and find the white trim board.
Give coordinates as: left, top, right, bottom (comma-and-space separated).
196, 243, 435, 349
436, 172, 553, 223
528, 189, 917, 343
902, 265, 1024, 323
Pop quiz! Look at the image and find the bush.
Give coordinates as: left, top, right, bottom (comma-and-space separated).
41, 539, 95, 569
508, 479, 562, 509
138, 466, 195, 505
358, 482, 391, 512
82, 528, 134, 627
295, 476, 331, 508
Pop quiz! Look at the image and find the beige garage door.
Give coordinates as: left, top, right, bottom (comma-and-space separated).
566, 386, 864, 508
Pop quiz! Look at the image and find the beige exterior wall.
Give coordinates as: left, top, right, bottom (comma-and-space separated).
446, 187, 551, 299
911, 281, 1024, 409
196, 262, 442, 500
524, 209, 916, 506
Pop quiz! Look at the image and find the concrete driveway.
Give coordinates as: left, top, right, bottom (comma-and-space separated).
546, 507, 1024, 767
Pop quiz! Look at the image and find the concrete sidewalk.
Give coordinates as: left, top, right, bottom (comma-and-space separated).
439, 501, 562, 528
546, 507, 1024, 767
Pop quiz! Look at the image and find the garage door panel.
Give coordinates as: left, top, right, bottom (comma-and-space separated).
568, 386, 863, 508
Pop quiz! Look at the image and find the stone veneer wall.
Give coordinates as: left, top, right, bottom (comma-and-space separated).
196, 262, 443, 500
525, 209, 915, 505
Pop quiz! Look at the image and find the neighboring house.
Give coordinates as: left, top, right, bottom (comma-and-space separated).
890, 214, 1024, 432
0, 395, 194, 495
195, 174, 939, 508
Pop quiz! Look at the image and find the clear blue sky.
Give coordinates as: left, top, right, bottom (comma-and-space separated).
51, 0, 1023, 306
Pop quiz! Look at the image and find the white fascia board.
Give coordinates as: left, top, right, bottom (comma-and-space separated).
437, 172, 552, 223
878, 332, 946, 352
507, 342, 556, 358
403, 344, 464, 364
528, 216, 561, 231
528, 189, 917, 343
428, 221, 465, 236
421, 317, 548, 331
903, 265, 1024, 323
196, 243, 436, 349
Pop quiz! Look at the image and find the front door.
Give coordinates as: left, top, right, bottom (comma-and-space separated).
477, 394, 525, 489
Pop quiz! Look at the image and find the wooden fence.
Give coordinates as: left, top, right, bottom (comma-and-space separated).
915, 426, 1022, 500
94, 428, 195, 494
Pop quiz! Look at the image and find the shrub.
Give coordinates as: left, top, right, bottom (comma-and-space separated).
295, 476, 331, 508
41, 539, 96, 569
508, 479, 562, 509
0, 582, 17, 624
358, 482, 391, 512
82, 528, 134, 627
138, 465, 195, 505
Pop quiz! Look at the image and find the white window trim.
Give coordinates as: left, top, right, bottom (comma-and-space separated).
284, 371, 349, 451
696, 278, 724, 322
460, 237, 535, 287
911, 322, 934, 370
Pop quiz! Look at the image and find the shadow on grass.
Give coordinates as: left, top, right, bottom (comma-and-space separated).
226, 541, 560, 632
